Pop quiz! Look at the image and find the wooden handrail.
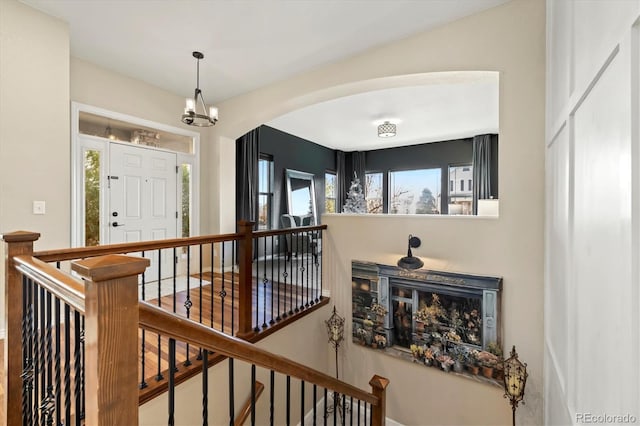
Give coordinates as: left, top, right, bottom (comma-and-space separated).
138, 301, 379, 406
13, 255, 86, 313
33, 232, 243, 262
234, 381, 265, 426
32, 224, 327, 263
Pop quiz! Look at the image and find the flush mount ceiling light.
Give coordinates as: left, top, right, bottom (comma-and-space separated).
377, 121, 396, 138
181, 51, 218, 127
397, 234, 424, 270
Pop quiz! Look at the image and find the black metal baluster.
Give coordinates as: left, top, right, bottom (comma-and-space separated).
262, 237, 268, 329
231, 241, 236, 336
294, 232, 300, 313
173, 247, 177, 313
254, 238, 260, 332
140, 251, 148, 389
64, 304, 71, 425
349, 397, 353, 426
21, 277, 34, 425
270, 236, 275, 325
316, 232, 322, 303
270, 370, 275, 426
41, 291, 55, 425
202, 348, 209, 426
281, 249, 288, 319
300, 380, 305, 426
363, 403, 367, 426
80, 315, 85, 419
304, 234, 313, 308
54, 297, 61, 426
332, 391, 337, 426
228, 358, 235, 426
220, 242, 225, 332
323, 388, 327, 426
276, 235, 282, 322
156, 248, 164, 381
313, 385, 317, 426
212, 243, 216, 330
357, 396, 361, 426
73, 311, 81, 426
286, 375, 291, 426
288, 238, 294, 316
251, 364, 257, 426
168, 338, 176, 426
185, 247, 192, 366
341, 394, 346, 426
197, 244, 204, 361
37, 286, 45, 425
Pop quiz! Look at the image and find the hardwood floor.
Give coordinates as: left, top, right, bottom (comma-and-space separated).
138, 270, 323, 399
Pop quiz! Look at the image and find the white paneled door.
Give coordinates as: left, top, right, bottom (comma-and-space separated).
109, 143, 177, 282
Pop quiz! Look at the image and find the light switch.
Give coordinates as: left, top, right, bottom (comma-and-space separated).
33, 201, 46, 215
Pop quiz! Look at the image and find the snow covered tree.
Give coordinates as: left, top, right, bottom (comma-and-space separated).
343, 172, 367, 213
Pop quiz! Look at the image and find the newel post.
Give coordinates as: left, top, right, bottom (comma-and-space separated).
237, 220, 255, 338
2, 231, 40, 426
72, 254, 149, 426
369, 375, 390, 426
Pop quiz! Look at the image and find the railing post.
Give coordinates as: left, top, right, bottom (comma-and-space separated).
72, 254, 149, 426
237, 220, 255, 338
2, 231, 40, 426
369, 375, 390, 426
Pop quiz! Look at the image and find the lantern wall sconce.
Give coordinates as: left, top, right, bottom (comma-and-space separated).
503, 345, 528, 426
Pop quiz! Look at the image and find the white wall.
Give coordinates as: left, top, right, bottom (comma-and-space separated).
0, 0, 70, 337
546, 1, 640, 424
212, 0, 545, 424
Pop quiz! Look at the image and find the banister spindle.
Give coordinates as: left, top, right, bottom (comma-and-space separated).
72, 254, 149, 426
2, 231, 40, 426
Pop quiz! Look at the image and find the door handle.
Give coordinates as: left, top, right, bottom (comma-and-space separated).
112, 222, 125, 227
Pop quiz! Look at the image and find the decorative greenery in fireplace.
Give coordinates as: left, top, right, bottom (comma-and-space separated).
352, 261, 503, 386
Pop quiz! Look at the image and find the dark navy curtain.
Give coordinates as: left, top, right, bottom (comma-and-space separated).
236, 128, 259, 229
472, 134, 495, 214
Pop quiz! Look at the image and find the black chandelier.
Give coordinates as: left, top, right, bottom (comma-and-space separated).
181, 51, 218, 127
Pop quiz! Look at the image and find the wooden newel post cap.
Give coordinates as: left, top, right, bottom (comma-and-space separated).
1, 231, 41, 243
369, 375, 390, 391
72, 254, 150, 282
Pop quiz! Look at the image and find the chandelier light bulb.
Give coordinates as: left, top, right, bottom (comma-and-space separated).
185, 98, 195, 112
209, 106, 219, 121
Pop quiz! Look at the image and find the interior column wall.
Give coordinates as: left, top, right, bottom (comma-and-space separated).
0, 0, 70, 337
545, 1, 640, 423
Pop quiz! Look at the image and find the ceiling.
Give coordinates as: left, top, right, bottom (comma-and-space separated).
22, 0, 507, 150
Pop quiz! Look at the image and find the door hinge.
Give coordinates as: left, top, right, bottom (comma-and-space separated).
176, 166, 179, 173
176, 211, 179, 219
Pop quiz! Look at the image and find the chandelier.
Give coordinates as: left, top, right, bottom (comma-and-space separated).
181, 51, 218, 127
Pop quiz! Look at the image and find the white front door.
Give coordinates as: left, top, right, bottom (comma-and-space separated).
108, 143, 177, 282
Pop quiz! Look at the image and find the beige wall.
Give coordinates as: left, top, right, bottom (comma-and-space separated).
211, 0, 545, 424
0, 0, 70, 336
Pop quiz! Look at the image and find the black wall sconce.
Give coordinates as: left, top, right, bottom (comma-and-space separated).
397, 234, 424, 270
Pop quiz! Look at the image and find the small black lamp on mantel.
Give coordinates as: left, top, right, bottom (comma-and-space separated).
397, 235, 424, 270
503, 345, 528, 426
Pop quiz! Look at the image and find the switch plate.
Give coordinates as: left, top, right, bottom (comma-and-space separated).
33, 201, 46, 215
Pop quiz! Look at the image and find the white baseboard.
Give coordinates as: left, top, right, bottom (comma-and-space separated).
300, 394, 403, 425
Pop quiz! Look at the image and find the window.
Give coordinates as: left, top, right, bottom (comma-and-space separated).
389, 168, 441, 214
325, 171, 337, 213
365, 172, 383, 213
448, 164, 473, 215
258, 155, 274, 229
180, 164, 192, 238
84, 149, 101, 246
